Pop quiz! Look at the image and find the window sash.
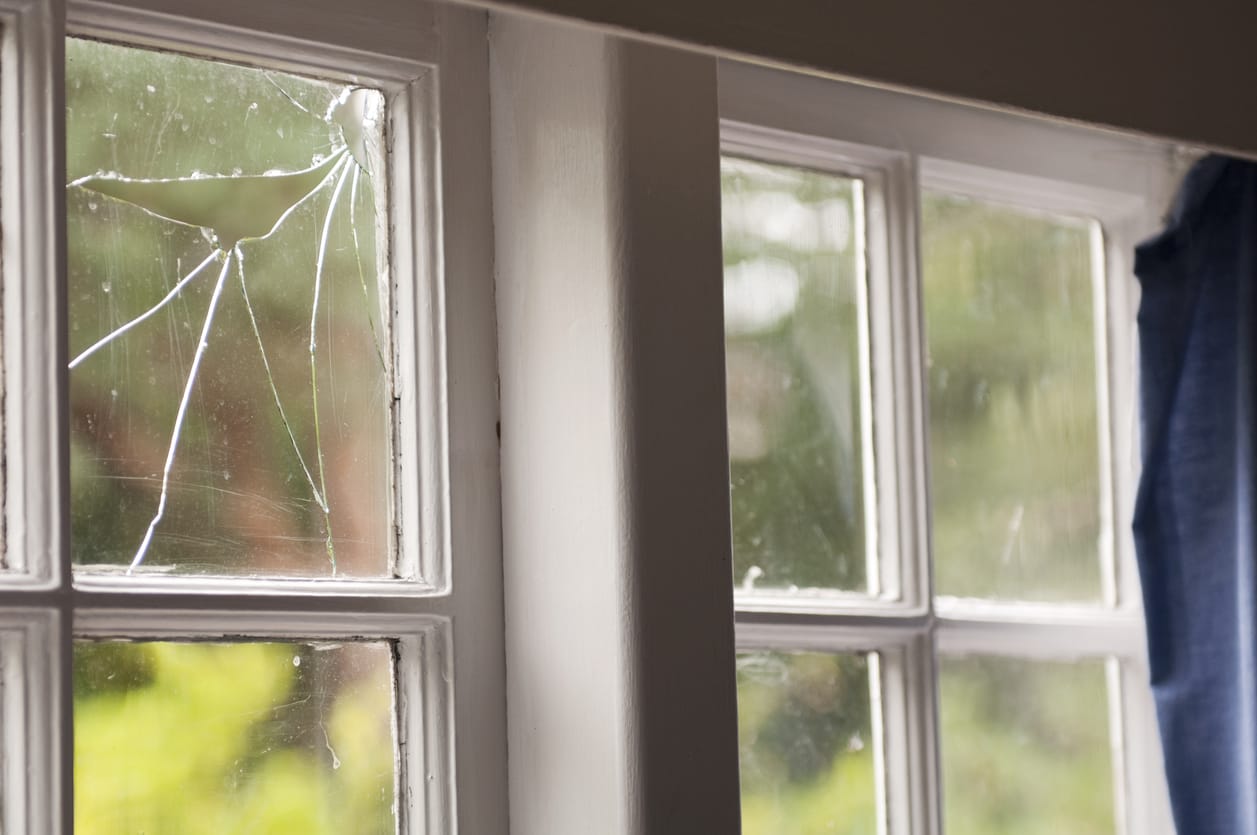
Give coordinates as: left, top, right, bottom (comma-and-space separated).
0, 1, 507, 832
720, 57, 1176, 835
65, 2, 446, 594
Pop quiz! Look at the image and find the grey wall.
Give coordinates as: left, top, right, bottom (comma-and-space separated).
464, 0, 1257, 157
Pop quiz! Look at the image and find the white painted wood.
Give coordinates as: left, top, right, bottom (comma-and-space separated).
720, 59, 1181, 201
451, 0, 1257, 157
425, 7, 510, 833
722, 122, 925, 615
76, 0, 439, 62
0, 610, 63, 835
67, 0, 428, 84
490, 16, 741, 834
0, 1, 507, 833
721, 58, 1178, 835
0, 0, 62, 589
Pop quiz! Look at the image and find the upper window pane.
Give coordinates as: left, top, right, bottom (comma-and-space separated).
722, 156, 873, 595
67, 39, 392, 578
922, 192, 1106, 602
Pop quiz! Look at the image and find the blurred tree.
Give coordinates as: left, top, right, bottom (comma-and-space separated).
724, 164, 1117, 834
68, 38, 399, 833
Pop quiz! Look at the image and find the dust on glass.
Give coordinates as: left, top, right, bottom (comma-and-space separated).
721, 156, 873, 597
67, 38, 393, 578
74, 639, 398, 833
736, 650, 878, 834
921, 192, 1106, 602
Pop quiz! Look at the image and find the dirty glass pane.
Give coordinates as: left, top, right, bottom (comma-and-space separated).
67, 39, 392, 577
922, 192, 1104, 601
74, 640, 396, 833
722, 157, 871, 595
737, 650, 878, 834
939, 655, 1116, 835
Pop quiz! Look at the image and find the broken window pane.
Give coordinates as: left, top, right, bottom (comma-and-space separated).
737, 650, 879, 834
74, 640, 397, 833
67, 38, 392, 577
922, 192, 1106, 602
722, 157, 873, 595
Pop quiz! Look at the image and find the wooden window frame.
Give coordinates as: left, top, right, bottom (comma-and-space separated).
0, 1, 507, 832
721, 57, 1180, 835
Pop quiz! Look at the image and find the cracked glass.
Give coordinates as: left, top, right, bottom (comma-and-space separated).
74, 639, 397, 833
67, 38, 393, 578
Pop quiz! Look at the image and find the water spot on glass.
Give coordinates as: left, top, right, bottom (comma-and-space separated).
292, 655, 301, 667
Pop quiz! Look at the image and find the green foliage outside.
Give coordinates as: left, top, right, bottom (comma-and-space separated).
75, 642, 395, 834
722, 158, 867, 592
737, 652, 878, 834
62, 36, 1117, 835
67, 38, 390, 577
68, 38, 398, 833
922, 194, 1103, 602
724, 160, 1117, 833
939, 657, 1114, 835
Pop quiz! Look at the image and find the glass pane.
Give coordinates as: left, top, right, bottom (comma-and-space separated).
67, 39, 391, 578
922, 192, 1104, 601
737, 650, 878, 834
722, 157, 871, 594
74, 640, 396, 833
940, 655, 1116, 835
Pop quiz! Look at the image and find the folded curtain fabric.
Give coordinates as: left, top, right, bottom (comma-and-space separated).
1134, 154, 1257, 835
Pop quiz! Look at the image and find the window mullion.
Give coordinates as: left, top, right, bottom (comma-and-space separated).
935, 615, 1145, 658
2, 0, 64, 589
883, 151, 932, 616
892, 633, 941, 835
893, 149, 946, 835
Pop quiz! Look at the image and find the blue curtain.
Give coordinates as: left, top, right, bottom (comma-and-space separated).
1134, 154, 1257, 835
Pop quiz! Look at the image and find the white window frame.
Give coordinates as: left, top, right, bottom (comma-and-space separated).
0, 1, 507, 833
720, 57, 1180, 835
0, 5, 1197, 832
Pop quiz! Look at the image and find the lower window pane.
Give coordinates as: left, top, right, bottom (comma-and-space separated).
940, 655, 1116, 835
737, 650, 878, 834
74, 639, 396, 833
